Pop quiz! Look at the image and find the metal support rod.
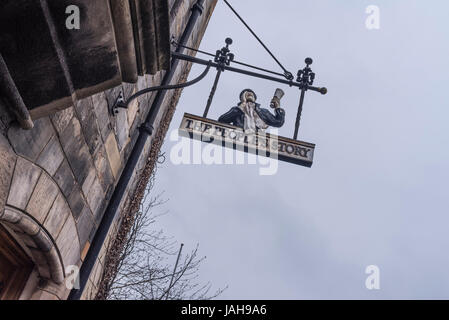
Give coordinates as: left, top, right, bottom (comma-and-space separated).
203, 69, 221, 117
222, 0, 293, 80
292, 57, 325, 139
171, 51, 327, 94
293, 88, 306, 140
112, 62, 212, 113
202, 37, 233, 118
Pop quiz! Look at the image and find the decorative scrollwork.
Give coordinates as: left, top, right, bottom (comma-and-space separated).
296, 57, 316, 89
214, 38, 234, 71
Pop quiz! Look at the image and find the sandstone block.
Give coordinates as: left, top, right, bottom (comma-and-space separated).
7, 117, 54, 161
7, 157, 41, 210
104, 131, 121, 179
43, 193, 70, 239
26, 172, 59, 223
56, 215, 80, 268
59, 116, 94, 186
0, 134, 16, 212
53, 159, 75, 198
36, 135, 64, 175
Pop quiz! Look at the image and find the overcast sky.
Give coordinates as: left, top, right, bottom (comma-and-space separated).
148, 0, 449, 299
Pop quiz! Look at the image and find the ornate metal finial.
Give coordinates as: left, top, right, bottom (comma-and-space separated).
203, 38, 235, 117
214, 37, 234, 71
293, 57, 327, 140
297, 57, 315, 88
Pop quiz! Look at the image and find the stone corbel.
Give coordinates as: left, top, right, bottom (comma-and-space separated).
0, 54, 34, 130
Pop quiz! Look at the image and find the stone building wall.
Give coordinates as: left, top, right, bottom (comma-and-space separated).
0, 0, 217, 300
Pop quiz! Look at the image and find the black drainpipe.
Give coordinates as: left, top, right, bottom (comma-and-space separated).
68, 0, 205, 300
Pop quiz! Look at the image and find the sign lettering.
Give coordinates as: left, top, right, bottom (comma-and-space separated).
179, 113, 315, 167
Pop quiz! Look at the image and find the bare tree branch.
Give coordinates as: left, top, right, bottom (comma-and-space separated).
95, 154, 227, 300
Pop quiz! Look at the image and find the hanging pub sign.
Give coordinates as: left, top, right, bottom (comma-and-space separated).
179, 112, 315, 167
178, 87, 315, 167
171, 36, 327, 168
111, 38, 326, 168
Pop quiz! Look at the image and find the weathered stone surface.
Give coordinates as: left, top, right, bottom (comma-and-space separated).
56, 215, 80, 268
130, 0, 171, 74
43, 193, 70, 239
0, 134, 16, 213
18, 214, 40, 236
76, 205, 94, 252
47, 246, 65, 284
31, 288, 59, 300
114, 105, 130, 151
93, 144, 114, 193
80, 279, 97, 300
122, 127, 139, 165
74, 97, 101, 155
128, 105, 140, 139
73, 97, 92, 124
59, 116, 94, 186
104, 131, 122, 179
45, 0, 123, 100
0, 100, 14, 136
1, 221, 23, 235
29, 248, 51, 279
37, 278, 69, 300
94, 197, 109, 226
85, 112, 102, 155
136, 74, 148, 91
122, 82, 135, 100
20, 233, 38, 249
53, 159, 75, 198
88, 223, 97, 243
7, 157, 41, 210
92, 258, 103, 286
1, 0, 73, 116
91, 91, 112, 142
86, 177, 105, 220
31, 229, 53, 252
0, 207, 21, 223
50, 107, 74, 135
98, 239, 108, 266
36, 135, 64, 175
7, 117, 54, 161
104, 85, 122, 131
1, 205, 64, 284
80, 241, 90, 261
67, 185, 86, 221
138, 74, 160, 122
26, 172, 59, 223
104, 85, 123, 112
110, 0, 138, 83
81, 166, 96, 197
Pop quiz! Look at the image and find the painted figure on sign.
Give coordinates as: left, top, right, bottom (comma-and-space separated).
218, 88, 285, 133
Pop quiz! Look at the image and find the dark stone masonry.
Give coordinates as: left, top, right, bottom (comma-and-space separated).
0, 0, 217, 300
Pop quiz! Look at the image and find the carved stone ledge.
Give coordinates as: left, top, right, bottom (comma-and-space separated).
0, 206, 65, 284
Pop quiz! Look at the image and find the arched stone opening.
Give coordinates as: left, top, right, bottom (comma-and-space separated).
0, 223, 33, 299
0, 206, 65, 284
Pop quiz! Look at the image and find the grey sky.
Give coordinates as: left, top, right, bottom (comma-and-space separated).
148, 0, 449, 299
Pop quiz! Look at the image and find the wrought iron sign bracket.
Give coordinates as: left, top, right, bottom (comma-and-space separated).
111, 37, 327, 142
169, 41, 327, 139
110, 91, 125, 115
109, 62, 213, 116
170, 51, 327, 94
